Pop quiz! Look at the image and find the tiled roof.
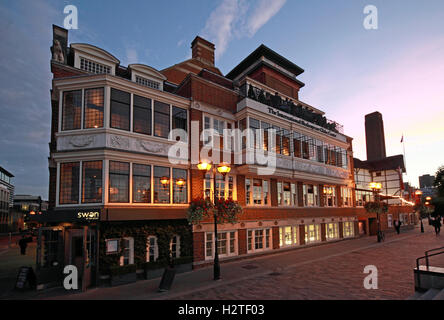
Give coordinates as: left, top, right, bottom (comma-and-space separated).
354, 155, 406, 173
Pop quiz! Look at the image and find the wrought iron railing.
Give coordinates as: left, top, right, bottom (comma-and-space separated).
415, 246, 444, 289
239, 82, 344, 134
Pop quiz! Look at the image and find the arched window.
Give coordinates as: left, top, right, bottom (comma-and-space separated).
146, 236, 158, 262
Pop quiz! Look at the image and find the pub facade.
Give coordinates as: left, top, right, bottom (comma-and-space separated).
41, 25, 360, 288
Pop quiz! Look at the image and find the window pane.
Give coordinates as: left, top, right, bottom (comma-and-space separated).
84, 88, 104, 129
59, 162, 79, 204
173, 168, 187, 204
110, 88, 130, 131
154, 166, 170, 203
154, 101, 170, 138
109, 161, 129, 203
82, 161, 102, 203
133, 164, 151, 203
62, 90, 82, 130
172, 107, 187, 136
133, 95, 152, 135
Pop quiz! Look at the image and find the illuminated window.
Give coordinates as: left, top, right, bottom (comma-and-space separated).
133, 164, 151, 203
109, 161, 129, 203
326, 223, 339, 240
59, 162, 80, 204
82, 161, 102, 203
110, 88, 130, 131
62, 90, 82, 131
323, 186, 337, 207
173, 168, 187, 204
343, 222, 355, 238
303, 184, 319, 207
305, 224, 321, 244
341, 187, 353, 207
84, 88, 104, 129
154, 166, 170, 203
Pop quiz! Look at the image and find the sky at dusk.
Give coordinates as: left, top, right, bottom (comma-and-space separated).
0, 0, 443, 199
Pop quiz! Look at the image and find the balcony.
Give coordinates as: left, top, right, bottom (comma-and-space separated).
239, 80, 344, 134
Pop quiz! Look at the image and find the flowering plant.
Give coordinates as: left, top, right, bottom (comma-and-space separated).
187, 197, 243, 225
364, 201, 389, 214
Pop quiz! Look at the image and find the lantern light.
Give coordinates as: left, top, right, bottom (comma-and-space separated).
160, 177, 170, 186
197, 161, 212, 171
217, 164, 231, 176
176, 178, 186, 188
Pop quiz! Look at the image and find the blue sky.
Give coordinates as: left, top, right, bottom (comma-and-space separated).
1, 0, 443, 198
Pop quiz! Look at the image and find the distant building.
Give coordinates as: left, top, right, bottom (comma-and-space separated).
0, 166, 14, 232
354, 112, 414, 236
12, 195, 48, 230
419, 174, 435, 189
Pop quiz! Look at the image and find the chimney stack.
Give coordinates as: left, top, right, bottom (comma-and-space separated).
191, 36, 215, 66
365, 111, 387, 161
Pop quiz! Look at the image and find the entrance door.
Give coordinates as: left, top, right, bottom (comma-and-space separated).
36, 227, 64, 285
369, 218, 378, 236
68, 228, 97, 290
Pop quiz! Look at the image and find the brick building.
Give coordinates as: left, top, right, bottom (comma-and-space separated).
0, 166, 14, 233
39, 25, 416, 288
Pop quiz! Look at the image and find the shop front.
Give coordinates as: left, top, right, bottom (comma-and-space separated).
35, 208, 101, 290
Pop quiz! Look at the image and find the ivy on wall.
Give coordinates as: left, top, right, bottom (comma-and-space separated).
99, 220, 192, 274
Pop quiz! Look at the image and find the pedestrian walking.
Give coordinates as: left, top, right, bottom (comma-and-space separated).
18, 235, 28, 255
394, 219, 402, 235
434, 216, 442, 236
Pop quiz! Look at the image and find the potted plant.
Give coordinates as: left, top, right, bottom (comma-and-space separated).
109, 264, 137, 286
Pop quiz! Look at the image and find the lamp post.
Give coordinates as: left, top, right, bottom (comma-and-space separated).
197, 161, 231, 280
370, 182, 383, 242
415, 190, 424, 233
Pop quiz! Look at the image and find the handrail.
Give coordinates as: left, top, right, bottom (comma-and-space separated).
425, 246, 444, 269
415, 249, 444, 289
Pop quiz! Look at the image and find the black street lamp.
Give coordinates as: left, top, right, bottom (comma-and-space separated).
370, 182, 383, 242
197, 161, 231, 280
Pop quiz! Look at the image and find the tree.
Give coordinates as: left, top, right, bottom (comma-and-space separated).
432, 166, 444, 218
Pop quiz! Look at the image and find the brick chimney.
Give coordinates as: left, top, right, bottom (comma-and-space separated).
365, 111, 387, 161
191, 36, 215, 66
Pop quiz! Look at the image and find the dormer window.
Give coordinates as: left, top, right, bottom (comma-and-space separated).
80, 57, 111, 74
135, 75, 160, 90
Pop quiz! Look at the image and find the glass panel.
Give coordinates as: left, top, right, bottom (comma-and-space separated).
62, 90, 82, 130
109, 161, 129, 203
59, 162, 80, 204
133, 95, 152, 135
133, 164, 151, 203
154, 166, 170, 203
82, 161, 102, 203
172, 107, 187, 139
173, 168, 187, 204
110, 88, 130, 131
154, 101, 170, 138
84, 88, 104, 129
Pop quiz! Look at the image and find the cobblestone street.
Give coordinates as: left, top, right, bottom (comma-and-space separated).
175, 226, 444, 300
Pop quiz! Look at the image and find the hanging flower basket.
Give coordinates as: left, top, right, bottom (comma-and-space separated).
364, 201, 389, 214
187, 197, 243, 225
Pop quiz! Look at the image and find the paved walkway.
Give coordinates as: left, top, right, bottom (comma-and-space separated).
2, 224, 443, 300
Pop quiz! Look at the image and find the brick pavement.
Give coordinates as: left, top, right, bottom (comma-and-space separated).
3, 224, 443, 300
176, 226, 444, 300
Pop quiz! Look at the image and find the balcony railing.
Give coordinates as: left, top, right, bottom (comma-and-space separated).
239, 82, 344, 134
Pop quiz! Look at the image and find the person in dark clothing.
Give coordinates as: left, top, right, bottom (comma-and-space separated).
18, 236, 28, 255
434, 216, 442, 236
394, 219, 402, 234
